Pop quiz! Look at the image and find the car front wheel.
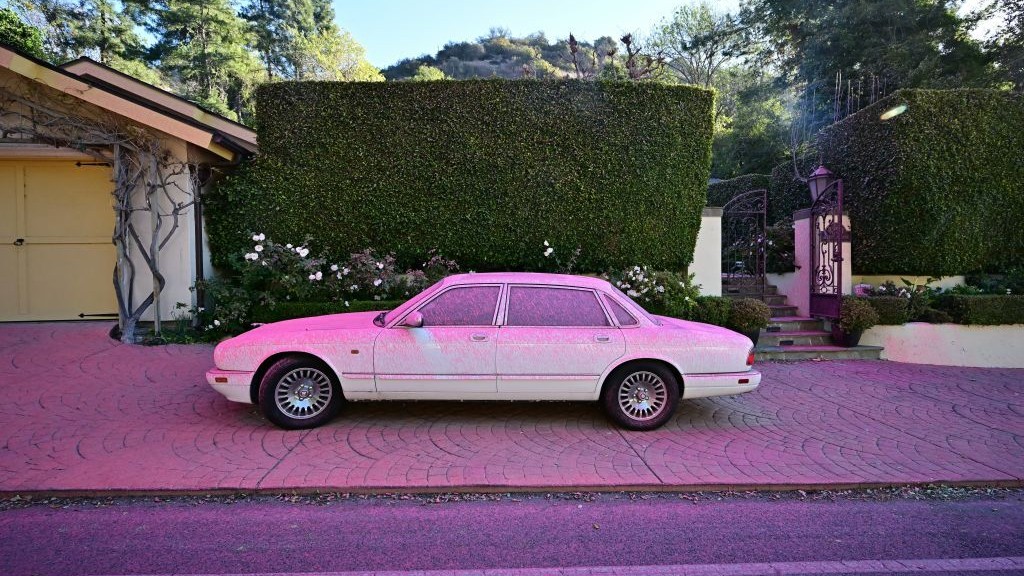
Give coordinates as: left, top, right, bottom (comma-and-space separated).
259, 357, 343, 429
602, 362, 679, 431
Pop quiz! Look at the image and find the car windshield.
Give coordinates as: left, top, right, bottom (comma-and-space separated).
381, 280, 446, 325
609, 285, 661, 326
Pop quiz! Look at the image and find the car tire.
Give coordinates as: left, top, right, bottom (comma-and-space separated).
259, 356, 343, 430
602, 361, 679, 431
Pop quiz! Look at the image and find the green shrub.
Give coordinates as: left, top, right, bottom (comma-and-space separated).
252, 300, 406, 324
686, 296, 732, 327
934, 295, 1024, 325
864, 296, 911, 325
207, 79, 715, 272
816, 89, 1024, 275
604, 267, 700, 318
767, 159, 815, 225
707, 174, 769, 208
838, 296, 879, 333
727, 298, 771, 333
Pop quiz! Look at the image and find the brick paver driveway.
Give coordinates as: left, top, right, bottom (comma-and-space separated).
1, 322, 1022, 493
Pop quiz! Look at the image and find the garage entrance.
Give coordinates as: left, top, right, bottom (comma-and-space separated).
0, 160, 116, 321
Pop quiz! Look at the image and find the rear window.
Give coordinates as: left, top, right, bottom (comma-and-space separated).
506, 286, 609, 327
602, 294, 638, 326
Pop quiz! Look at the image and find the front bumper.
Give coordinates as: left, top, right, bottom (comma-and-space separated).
206, 368, 255, 404
682, 369, 761, 399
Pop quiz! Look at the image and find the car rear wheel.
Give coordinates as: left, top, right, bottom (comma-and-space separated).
259, 357, 343, 430
602, 362, 679, 431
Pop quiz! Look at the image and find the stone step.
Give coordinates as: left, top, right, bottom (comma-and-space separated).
758, 330, 833, 347
722, 284, 778, 295
767, 316, 826, 332
769, 304, 799, 317
753, 344, 884, 361
723, 293, 787, 305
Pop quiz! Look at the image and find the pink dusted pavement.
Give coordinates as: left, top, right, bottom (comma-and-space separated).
1, 321, 1022, 493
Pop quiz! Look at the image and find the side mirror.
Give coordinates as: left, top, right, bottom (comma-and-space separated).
399, 311, 424, 328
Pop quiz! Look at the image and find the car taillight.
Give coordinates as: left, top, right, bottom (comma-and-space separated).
746, 348, 755, 366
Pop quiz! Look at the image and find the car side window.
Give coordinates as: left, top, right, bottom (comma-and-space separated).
602, 294, 638, 326
416, 285, 500, 326
506, 286, 610, 327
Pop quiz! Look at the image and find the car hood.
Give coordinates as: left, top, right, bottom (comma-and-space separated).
227, 311, 381, 345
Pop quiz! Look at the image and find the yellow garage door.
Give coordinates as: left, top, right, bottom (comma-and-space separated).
0, 160, 117, 321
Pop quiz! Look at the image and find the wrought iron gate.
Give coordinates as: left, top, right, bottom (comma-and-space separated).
809, 180, 845, 319
721, 189, 767, 300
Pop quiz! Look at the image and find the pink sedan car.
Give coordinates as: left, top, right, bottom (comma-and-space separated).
207, 273, 760, 430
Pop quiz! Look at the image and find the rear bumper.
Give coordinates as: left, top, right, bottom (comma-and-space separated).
682, 369, 761, 399
206, 368, 254, 404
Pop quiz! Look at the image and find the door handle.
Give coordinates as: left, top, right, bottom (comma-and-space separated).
471, 333, 488, 342
13, 238, 24, 246
595, 334, 611, 343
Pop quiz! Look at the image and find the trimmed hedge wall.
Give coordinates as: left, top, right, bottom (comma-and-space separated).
208, 80, 715, 271
767, 159, 815, 225
935, 295, 1024, 325
815, 89, 1024, 276
251, 300, 405, 324
864, 296, 911, 325
707, 174, 769, 208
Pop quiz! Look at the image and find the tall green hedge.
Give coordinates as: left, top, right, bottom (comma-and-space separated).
767, 159, 815, 225
707, 174, 769, 208
207, 80, 714, 271
816, 89, 1024, 275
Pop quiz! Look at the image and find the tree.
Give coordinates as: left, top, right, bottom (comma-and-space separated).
987, 0, 1024, 89
0, 7, 45, 57
711, 67, 790, 177
239, 0, 288, 79
132, 0, 260, 120
740, 0, 993, 92
289, 28, 383, 81
410, 64, 447, 81
651, 2, 749, 88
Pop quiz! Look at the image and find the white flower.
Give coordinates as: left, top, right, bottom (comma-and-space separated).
543, 240, 550, 247
373, 295, 381, 301
213, 319, 221, 326
336, 272, 343, 279
655, 285, 665, 293
315, 271, 323, 280
261, 261, 268, 266
544, 247, 554, 257
308, 274, 317, 281
373, 279, 382, 287
254, 244, 263, 252
350, 284, 358, 291
330, 264, 339, 272
376, 262, 384, 270
627, 290, 639, 297
342, 267, 350, 275
297, 247, 309, 258
252, 233, 265, 242
344, 301, 350, 307
285, 243, 293, 249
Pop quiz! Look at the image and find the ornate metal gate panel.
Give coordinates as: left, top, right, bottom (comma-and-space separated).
721, 189, 767, 300
809, 180, 845, 319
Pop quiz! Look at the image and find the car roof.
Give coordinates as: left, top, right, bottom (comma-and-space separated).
441, 272, 613, 291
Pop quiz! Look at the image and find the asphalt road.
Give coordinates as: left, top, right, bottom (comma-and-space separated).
2, 491, 1023, 576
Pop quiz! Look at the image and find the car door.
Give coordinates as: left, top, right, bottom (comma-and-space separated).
374, 284, 501, 397
496, 285, 625, 397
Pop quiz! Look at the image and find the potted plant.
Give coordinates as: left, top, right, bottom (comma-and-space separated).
727, 298, 771, 346
833, 296, 879, 347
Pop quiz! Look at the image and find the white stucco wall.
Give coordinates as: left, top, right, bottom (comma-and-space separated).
861, 323, 1024, 368
127, 138, 198, 323
852, 275, 966, 291
689, 208, 722, 296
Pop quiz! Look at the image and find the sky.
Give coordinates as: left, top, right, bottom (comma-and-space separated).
332, 0, 741, 69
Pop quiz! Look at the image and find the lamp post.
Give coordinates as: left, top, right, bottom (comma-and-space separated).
808, 165, 835, 204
